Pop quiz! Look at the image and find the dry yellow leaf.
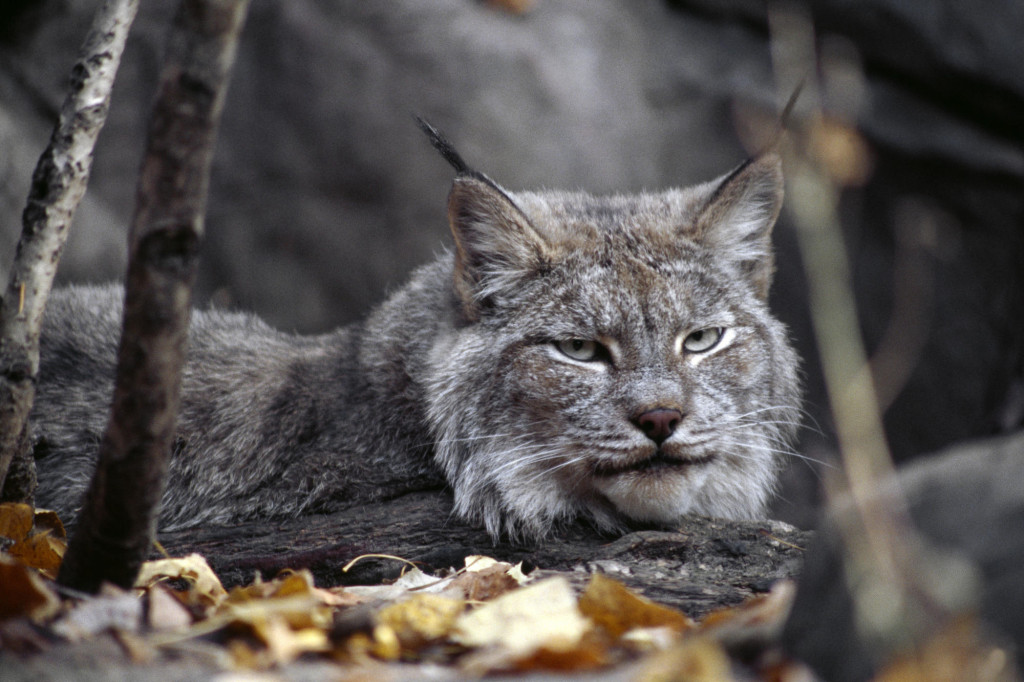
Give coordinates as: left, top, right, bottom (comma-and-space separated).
578, 573, 693, 638
135, 553, 227, 610
8, 530, 66, 579
0, 552, 61, 622
260, 569, 351, 607
453, 577, 589, 656
251, 615, 330, 665
0, 502, 34, 542
371, 623, 402, 660
376, 592, 465, 649
222, 593, 334, 632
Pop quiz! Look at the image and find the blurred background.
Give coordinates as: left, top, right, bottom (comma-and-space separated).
1, 0, 1021, 528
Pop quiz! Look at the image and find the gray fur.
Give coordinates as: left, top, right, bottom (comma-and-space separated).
31, 152, 801, 540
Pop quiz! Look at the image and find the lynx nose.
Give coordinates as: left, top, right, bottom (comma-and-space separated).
632, 408, 683, 445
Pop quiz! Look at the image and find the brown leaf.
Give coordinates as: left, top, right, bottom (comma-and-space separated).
0, 553, 61, 622
449, 562, 522, 602
578, 573, 694, 638
698, 579, 796, 635
8, 530, 66, 579
0, 502, 34, 542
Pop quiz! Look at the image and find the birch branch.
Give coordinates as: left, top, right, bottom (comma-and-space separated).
58, 0, 251, 593
0, 0, 139, 501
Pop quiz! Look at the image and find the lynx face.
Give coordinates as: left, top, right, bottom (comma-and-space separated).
425, 154, 802, 539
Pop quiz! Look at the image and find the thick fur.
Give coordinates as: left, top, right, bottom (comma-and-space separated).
31, 151, 801, 540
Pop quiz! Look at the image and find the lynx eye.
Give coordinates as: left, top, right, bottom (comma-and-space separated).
555, 339, 601, 362
682, 327, 725, 353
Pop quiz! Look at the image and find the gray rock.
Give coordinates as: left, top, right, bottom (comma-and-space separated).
783, 430, 1024, 681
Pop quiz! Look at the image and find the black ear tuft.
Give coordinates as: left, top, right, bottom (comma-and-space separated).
415, 116, 474, 175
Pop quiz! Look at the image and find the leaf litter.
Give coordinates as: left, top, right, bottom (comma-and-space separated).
0, 503, 1013, 680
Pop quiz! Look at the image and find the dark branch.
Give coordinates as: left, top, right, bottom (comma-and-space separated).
57, 0, 251, 593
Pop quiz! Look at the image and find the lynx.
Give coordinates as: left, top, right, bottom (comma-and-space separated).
31, 121, 801, 540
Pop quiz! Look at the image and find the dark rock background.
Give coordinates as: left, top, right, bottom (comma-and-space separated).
784, 430, 1024, 681
1, 0, 1021, 528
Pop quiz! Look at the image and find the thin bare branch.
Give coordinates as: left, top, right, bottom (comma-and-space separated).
0, 0, 140, 501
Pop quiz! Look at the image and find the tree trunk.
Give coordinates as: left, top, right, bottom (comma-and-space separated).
0, 0, 139, 503
58, 0, 251, 593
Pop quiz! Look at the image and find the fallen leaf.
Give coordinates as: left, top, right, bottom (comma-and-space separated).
376, 592, 465, 650
579, 573, 694, 639
345, 566, 453, 601
453, 577, 589, 660
357, 624, 401, 661
135, 553, 227, 611
222, 593, 334, 633
251, 615, 330, 665
7, 530, 66, 579
449, 562, 522, 602
699, 579, 796, 636
0, 553, 61, 622
0, 502, 34, 542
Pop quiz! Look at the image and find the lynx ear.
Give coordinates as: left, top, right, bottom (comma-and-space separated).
447, 176, 550, 320
693, 154, 784, 300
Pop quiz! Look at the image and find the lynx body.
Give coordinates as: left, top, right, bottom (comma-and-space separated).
32, 129, 801, 539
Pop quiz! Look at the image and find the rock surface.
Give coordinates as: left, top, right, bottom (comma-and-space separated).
784, 429, 1024, 682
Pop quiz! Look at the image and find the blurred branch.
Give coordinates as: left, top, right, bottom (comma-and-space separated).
0, 0, 139, 502
767, 0, 974, 663
58, 0, 251, 593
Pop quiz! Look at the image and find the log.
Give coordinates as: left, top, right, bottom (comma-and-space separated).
158, 491, 811, 619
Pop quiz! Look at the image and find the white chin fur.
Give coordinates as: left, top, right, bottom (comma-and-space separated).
593, 470, 708, 523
